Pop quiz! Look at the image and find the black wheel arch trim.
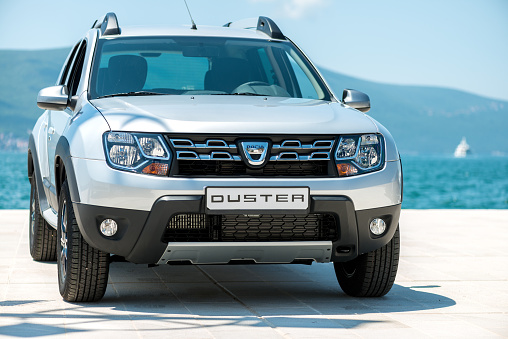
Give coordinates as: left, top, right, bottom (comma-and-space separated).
55, 136, 81, 204
28, 134, 51, 217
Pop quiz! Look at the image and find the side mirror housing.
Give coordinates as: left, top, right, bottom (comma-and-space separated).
37, 85, 69, 111
342, 89, 370, 113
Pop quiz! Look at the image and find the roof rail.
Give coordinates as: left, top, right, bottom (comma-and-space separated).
91, 12, 120, 36
256, 17, 285, 40
224, 16, 285, 40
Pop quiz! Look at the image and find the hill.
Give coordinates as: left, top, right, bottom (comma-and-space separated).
0, 49, 69, 136
0, 48, 507, 155
319, 69, 508, 155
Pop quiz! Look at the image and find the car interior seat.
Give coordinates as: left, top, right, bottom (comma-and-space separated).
103, 55, 148, 95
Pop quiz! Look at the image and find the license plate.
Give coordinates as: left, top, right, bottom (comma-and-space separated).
206, 187, 310, 211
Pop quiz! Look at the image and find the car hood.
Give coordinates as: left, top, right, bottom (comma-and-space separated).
90, 95, 378, 134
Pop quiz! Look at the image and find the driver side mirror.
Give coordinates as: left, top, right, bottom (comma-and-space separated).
342, 89, 370, 113
37, 85, 69, 111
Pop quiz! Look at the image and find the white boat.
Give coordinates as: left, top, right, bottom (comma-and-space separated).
454, 137, 471, 158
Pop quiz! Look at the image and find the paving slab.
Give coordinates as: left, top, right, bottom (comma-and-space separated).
0, 209, 507, 338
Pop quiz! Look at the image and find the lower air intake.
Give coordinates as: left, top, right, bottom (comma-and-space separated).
162, 213, 338, 242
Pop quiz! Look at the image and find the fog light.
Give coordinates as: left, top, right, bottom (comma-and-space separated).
369, 218, 386, 235
100, 219, 118, 236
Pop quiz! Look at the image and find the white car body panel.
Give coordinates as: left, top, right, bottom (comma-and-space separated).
91, 96, 375, 135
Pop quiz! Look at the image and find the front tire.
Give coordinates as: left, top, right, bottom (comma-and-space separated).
334, 226, 400, 297
57, 180, 109, 302
29, 178, 57, 261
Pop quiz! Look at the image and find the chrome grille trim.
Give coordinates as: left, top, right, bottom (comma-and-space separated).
177, 151, 241, 161
269, 152, 331, 161
171, 138, 236, 149
176, 151, 199, 160
205, 139, 232, 148
170, 137, 335, 162
279, 140, 302, 148
312, 140, 334, 148
309, 152, 331, 160
271, 152, 299, 161
272, 139, 334, 150
210, 152, 234, 160
171, 139, 196, 148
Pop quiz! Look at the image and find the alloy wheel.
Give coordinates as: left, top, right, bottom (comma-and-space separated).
59, 202, 68, 283
29, 186, 36, 249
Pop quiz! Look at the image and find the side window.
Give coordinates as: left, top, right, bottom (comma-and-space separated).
66, 41, 87, 97
58, 44, 80, 85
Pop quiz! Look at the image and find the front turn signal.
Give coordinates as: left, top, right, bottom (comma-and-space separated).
142, 162, 169, 176
337, 163, 358, 177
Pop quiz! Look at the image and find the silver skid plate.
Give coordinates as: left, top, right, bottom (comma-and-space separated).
157, 241, 333, 265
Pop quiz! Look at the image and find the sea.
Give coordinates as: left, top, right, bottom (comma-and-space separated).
0, 151, 507, 209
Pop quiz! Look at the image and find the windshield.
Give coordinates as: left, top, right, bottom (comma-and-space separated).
89, 36, 331, 100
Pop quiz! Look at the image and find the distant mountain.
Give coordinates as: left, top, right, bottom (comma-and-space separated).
0, 48, 506, 155
0, 48, 70, 148
319, 69, 508, 155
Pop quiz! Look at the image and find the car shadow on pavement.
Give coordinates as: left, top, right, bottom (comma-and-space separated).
0, 264, 456, 337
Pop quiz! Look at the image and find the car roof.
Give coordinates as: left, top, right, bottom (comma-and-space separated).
100, 25, 277, 41
92, 13, 287, 41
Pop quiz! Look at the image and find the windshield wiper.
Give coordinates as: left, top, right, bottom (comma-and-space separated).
213, 92, 267, 96
96, 91, 168, 99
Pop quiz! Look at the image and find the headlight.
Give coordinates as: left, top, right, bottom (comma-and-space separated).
335, 133, 384, 177
104, 132, 171, 176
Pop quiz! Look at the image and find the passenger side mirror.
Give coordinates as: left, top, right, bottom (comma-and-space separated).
342, 89, 370, 113
37, 85, 69, 111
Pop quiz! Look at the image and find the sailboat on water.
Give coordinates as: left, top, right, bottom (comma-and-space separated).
454, 137, 471, 158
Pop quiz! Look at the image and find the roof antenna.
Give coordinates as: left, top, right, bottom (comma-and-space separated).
183, 0, 197, 30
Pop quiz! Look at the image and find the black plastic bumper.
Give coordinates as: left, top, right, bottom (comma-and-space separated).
73, 196, 401, 264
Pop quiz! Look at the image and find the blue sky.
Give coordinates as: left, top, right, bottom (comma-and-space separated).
1, 0, 507, 101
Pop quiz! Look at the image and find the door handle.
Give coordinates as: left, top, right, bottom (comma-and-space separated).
48, 127, 55, 135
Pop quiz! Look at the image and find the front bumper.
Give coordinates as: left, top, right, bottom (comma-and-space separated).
73, 195, 401, 265
71, 157, 402, 211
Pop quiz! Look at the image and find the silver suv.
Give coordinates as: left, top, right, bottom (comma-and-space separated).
28, 13, 402, 302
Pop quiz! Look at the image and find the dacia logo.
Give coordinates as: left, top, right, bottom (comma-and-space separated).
240, 141, 269, 167
246, 144, 265, 154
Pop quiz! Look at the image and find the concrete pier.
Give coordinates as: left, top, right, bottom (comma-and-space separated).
1, 209, 507, 338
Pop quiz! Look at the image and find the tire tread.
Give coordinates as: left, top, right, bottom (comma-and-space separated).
334, 226, 400, 297
30, 181, 57, 261
58, 181, 109, 302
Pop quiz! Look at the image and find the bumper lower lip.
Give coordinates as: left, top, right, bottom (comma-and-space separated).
73, 195, 401, 265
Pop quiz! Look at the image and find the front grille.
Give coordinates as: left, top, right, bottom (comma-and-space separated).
166, 135, 336, 177
177, 160, 328, 176
162, 213, 338, 242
